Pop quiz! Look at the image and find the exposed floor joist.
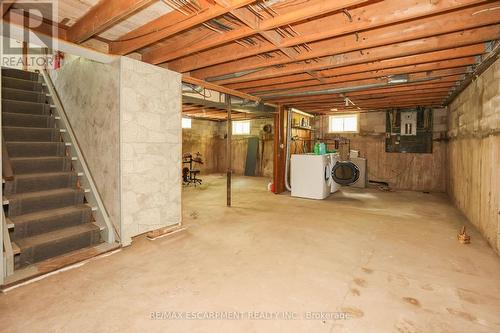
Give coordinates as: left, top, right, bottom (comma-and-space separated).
66, 0, 156, 43
6, 0, 500, 113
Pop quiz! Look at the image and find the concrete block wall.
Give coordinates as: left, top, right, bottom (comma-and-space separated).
120, 57, 182, 245
51, 56, 182, 246
447, 57, 500, 254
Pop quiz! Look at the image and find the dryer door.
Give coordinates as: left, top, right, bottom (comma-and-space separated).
332, 161, 360, 185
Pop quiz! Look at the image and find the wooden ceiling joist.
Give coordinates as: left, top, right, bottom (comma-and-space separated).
67, 0, 156, 43
221, 43, 487, 87
142, 0, 371, 64
168, 0, 494, 73
191, 4, 500, 80
240, 58, 476, 94
1, 1, 15, 17
109, 0, 256, 55
259, 73, 466, 100
202, 25, 499, 85
10, 0, 499, 113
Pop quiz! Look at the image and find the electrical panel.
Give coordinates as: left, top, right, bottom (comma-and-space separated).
400, 111, 417, 136
385, 108, 433, 153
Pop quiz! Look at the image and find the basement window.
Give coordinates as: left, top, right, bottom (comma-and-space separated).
232, 121, 251, 135
182, 118, 192, 129
329, 114, 359, 133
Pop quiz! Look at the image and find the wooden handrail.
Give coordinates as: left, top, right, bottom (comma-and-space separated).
2, 136, 14, 181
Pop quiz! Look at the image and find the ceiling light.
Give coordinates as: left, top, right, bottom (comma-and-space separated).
388, 74, 409, 84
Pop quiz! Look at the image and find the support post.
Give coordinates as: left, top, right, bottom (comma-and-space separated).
22, 41, 28, 71
273, 104, 286, 194
226, 94, 232, 207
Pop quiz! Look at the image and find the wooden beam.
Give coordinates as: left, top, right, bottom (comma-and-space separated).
229, 7, 299, 60
142, 0, 370, 64
190, 4, 500, 78
5, 8, 68, 40
296, 93, 450, 106
182, 75, 260, 102
204, 25, 499, 84
169, 0, 498, 72
241, 58, 476, 94
1, 1, 15, 17
265, 75, 465, 102
224, 44, 485, 89
67, 0, 155, 43
258, 70, 467, 99
109, 0, 256, 55
285, 89, 453, 104
272, 82, 459, 104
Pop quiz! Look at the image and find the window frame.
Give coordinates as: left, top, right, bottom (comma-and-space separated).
232, 120, 251, 135
328, 114, 360, 134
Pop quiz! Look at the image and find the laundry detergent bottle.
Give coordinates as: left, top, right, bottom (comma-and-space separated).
319, 142, 326, 155
313, 142, 320, 155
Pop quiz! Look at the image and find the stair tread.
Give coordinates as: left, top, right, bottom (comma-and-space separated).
11, 156, 69, 161
5, 187, 83, 200
10, 204, 90, 223
2, 87, 44, 94
1, 76, 40, 83
2, 112, 52, 118
2, 98, 47, 106
2, 126, 56, 131
6, 141, 61, 143
16, 223, 100, 249
12, 242, 21, 255
10, 171, 75, 179
2, 242, 120, 288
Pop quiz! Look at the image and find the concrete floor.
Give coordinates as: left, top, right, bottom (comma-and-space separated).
1, 175, 500, 332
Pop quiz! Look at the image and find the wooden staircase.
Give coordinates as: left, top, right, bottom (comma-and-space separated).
1, 67, 118, 287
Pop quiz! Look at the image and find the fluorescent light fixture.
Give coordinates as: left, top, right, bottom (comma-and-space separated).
388, 74, 409, 84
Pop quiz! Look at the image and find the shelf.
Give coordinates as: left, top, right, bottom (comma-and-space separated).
292, 125, 313, 130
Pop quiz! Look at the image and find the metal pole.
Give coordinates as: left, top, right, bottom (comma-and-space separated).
226, 94, 232, 207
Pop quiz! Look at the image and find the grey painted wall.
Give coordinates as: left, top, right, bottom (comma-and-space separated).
50, 57, 122, 236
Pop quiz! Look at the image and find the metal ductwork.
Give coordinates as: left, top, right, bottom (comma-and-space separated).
258, 77, 442, 100
182, 83, 204, 93
205, 68, 267, 82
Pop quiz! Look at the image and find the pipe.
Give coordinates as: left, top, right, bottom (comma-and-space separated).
182, 83, 203, 93
259, 77, 441, 99
205, 68, 267, 82
284, 108, 293, 191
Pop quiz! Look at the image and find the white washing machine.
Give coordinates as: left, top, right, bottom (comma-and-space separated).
331, 157, 367, 189
291, 154, 368, 200
291, 154, 332, 199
